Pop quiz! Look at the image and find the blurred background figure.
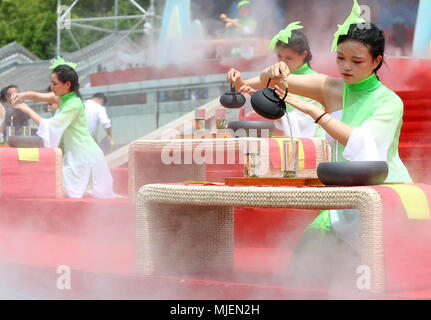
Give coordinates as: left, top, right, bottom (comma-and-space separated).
220, 0, 258, 37
84, 93, 113, 154
0, 85, 31, 138
219, 1, 259, 58
44, 86, 59, 116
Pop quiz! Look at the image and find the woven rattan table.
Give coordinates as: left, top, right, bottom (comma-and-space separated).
136, 183, 385, 293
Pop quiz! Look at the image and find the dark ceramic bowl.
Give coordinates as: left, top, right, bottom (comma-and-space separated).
317, 161, 388, 186
227, 121, 275, 138
7, 136, 44, 148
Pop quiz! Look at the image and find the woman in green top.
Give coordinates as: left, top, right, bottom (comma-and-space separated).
11, 58, 115, 199
227, 22, 325, 138
260, 0, 412, 287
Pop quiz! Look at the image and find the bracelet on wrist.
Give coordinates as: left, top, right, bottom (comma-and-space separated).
314, 111, 328, 124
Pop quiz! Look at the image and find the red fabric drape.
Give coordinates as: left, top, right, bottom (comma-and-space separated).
1, 148, 58, 198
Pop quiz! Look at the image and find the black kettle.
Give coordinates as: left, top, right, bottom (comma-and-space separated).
219, 81, 246, 109
250, 78, 288, 120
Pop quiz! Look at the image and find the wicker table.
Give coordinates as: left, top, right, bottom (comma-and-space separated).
136, 183, 385, 293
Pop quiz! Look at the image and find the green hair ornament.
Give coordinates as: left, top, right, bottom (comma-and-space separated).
331, 0, 366, 52
269, 21, 304, 50
49, 56, 77, 70
237, 0, 250, 8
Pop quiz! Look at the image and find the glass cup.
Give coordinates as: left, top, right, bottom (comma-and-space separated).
194, 109, 206, 133
6, 126, 15, 137
215, 108, 227, 134
330, 140, 339, 162
5, 126, 15, 144
322, 140, 331, 162
283, 140, 299, 178
244, 152, 260, 178
20, 126, 31, 136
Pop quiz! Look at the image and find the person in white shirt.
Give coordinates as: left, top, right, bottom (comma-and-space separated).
84, 93, 112, 142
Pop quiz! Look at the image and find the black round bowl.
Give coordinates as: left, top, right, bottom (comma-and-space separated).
227, 120, 275, 138
7, 136, 44, 148
317, 161, 389, 186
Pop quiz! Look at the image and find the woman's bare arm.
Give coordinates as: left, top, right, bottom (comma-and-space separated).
274, 90, 352, 145
13, 103, 43, 126
322, 76, 344, 114
11, 91, 57, 104
242, 76, 264, 90
227, 68, 265, 91
260, 61, 344, 113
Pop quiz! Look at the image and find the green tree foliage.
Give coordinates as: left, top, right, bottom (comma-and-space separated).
0, 0, 151, 59
0, 0, 57, 59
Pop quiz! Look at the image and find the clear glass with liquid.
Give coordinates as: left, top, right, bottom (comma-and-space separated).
244, 152, 260, 178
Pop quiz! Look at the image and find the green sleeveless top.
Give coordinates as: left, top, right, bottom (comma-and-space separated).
335, 73, 411, 183
58, 92, 101, 156
309, 73, 412, 232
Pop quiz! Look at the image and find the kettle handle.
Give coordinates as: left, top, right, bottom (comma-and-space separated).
266, 78, 271, 88
280, 87, 288, 101
230, 80, 236, 92
267, 78, 288, 101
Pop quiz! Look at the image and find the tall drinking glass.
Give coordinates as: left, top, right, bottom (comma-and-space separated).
283, 140, 299, 178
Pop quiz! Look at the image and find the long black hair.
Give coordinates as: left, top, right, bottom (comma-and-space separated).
338, 23, 385, 75
51, 65, 82, 99
0, 85, 18, 103
275, 30, 313, 66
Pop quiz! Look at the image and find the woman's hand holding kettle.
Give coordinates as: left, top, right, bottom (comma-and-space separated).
260, 61, 290, 91
227, 68, 245, 92
268, 61, 290, 79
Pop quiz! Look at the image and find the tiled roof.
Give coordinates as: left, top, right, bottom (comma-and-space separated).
0, 34, 136, 92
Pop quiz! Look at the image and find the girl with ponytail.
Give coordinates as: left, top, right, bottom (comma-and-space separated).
11, 57, 115, 199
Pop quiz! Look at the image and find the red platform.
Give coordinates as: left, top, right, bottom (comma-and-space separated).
1, 168, 429, 299
2, 187, 428, 299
